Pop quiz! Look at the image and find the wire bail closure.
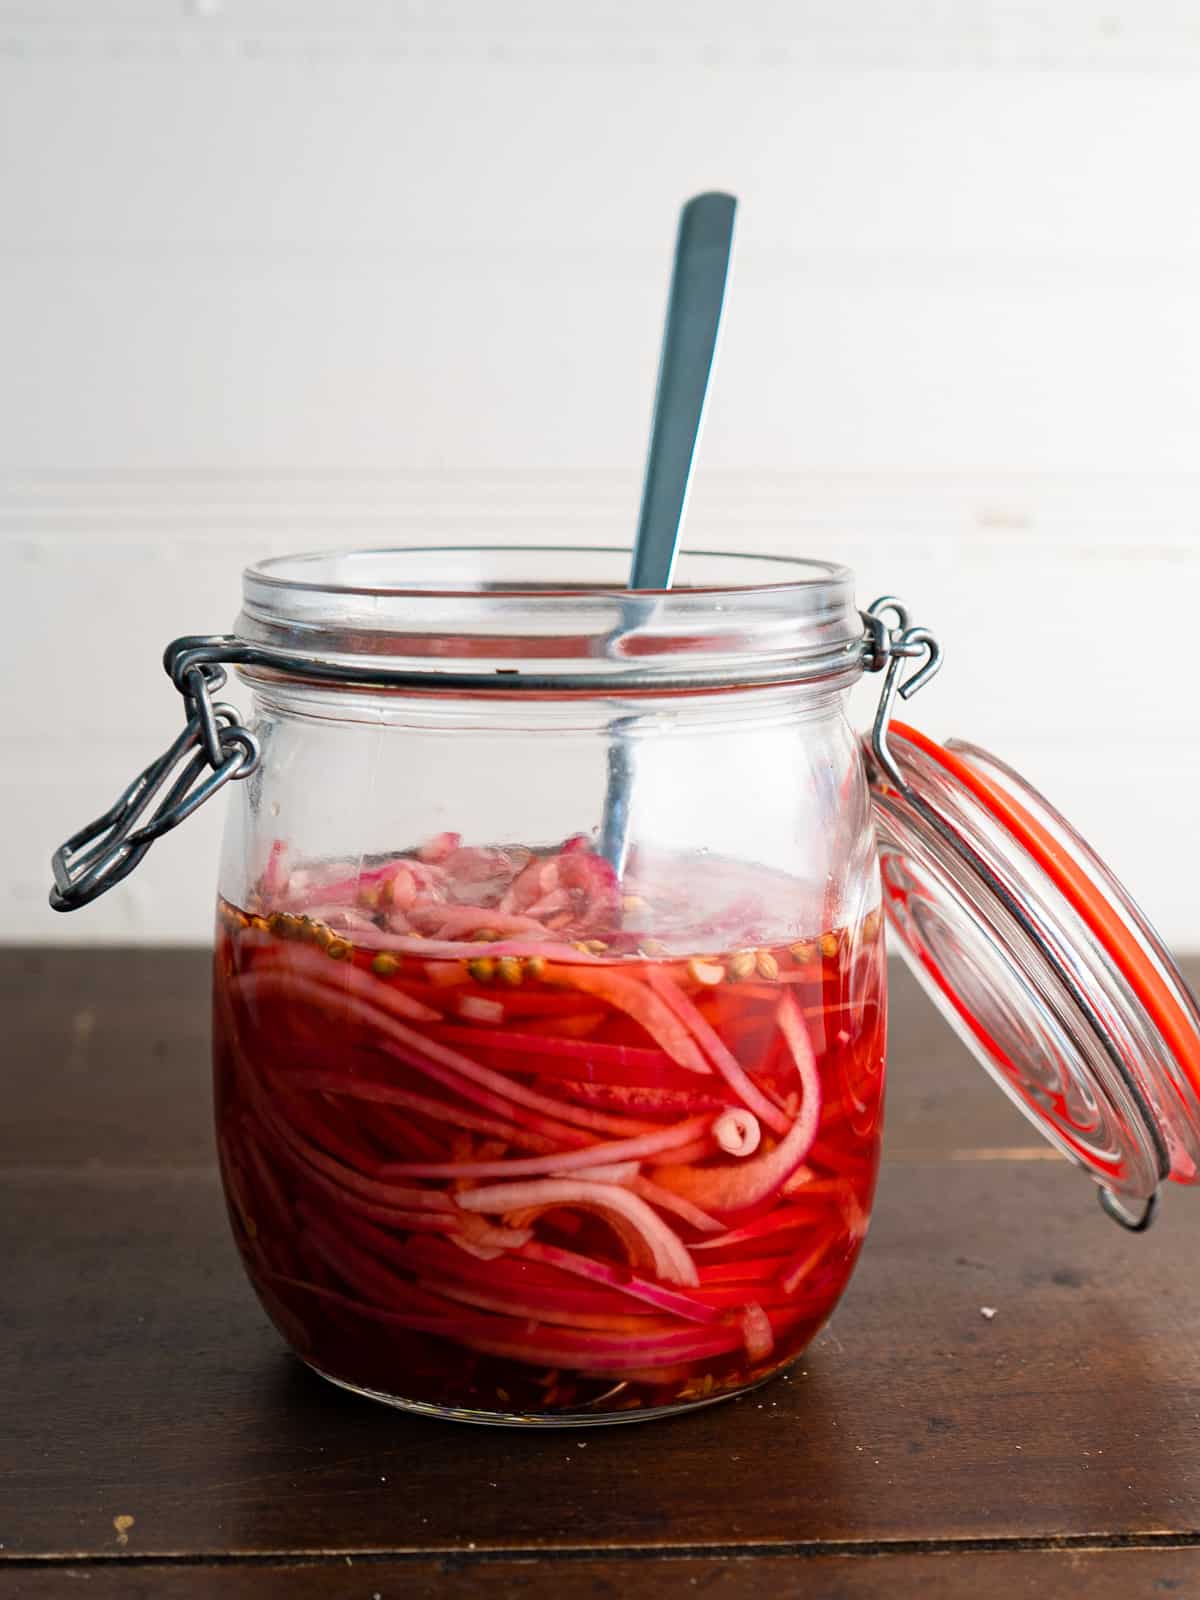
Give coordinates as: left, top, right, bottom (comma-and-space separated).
49, 640, 262, 912
860, 595, 944, 788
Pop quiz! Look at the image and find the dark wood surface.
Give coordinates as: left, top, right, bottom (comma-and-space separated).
4, 948, 1200, 1597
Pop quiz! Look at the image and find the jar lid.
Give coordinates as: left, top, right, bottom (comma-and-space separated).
867, 720, 1200, 1226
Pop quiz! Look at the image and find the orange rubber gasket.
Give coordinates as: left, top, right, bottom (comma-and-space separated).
889, 721, 1200, 1109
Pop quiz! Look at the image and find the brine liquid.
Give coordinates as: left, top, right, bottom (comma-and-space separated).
213, 844, 886, 1421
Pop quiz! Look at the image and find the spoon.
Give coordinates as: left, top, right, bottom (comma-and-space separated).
598, 191, 738, 873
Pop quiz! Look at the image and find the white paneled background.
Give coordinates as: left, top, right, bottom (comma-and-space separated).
4, 0, 1200, 946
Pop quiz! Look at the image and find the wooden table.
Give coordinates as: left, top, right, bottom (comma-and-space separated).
4, 948, 1200, 1598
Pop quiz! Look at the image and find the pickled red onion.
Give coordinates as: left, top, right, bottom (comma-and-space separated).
454, 1178, 698, 1287
646, 970, 791, 1135
652, 1003, 821, 1215
379, 1114, 712, 1182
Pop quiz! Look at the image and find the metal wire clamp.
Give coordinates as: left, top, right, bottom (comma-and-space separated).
49, 645, 261, 912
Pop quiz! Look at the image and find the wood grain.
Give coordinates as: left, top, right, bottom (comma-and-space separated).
4, 949, 1199, 1592
0, 948, 214, 1167
5, 1156, 1199, 1560
5, 1547, 1200, 1600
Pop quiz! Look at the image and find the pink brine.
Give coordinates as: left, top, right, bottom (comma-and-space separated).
214, 835, 885, 1419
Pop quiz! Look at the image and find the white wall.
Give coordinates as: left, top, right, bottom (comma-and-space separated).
4, 0, 1200, 946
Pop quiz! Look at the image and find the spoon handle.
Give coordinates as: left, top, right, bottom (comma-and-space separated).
629, 192, 737, 590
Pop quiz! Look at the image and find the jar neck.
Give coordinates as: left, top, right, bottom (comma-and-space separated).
247, 677, 857, 735
234, 546, 868, 697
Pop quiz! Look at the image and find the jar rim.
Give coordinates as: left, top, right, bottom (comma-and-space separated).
235, 545, 867, 694
245, 546, 853, 598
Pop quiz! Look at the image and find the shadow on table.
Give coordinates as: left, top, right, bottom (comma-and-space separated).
219, 1346, 859, 1553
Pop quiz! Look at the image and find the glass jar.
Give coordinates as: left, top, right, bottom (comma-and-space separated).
211, 548, 884, 1423
51, 544, 1200, 1425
